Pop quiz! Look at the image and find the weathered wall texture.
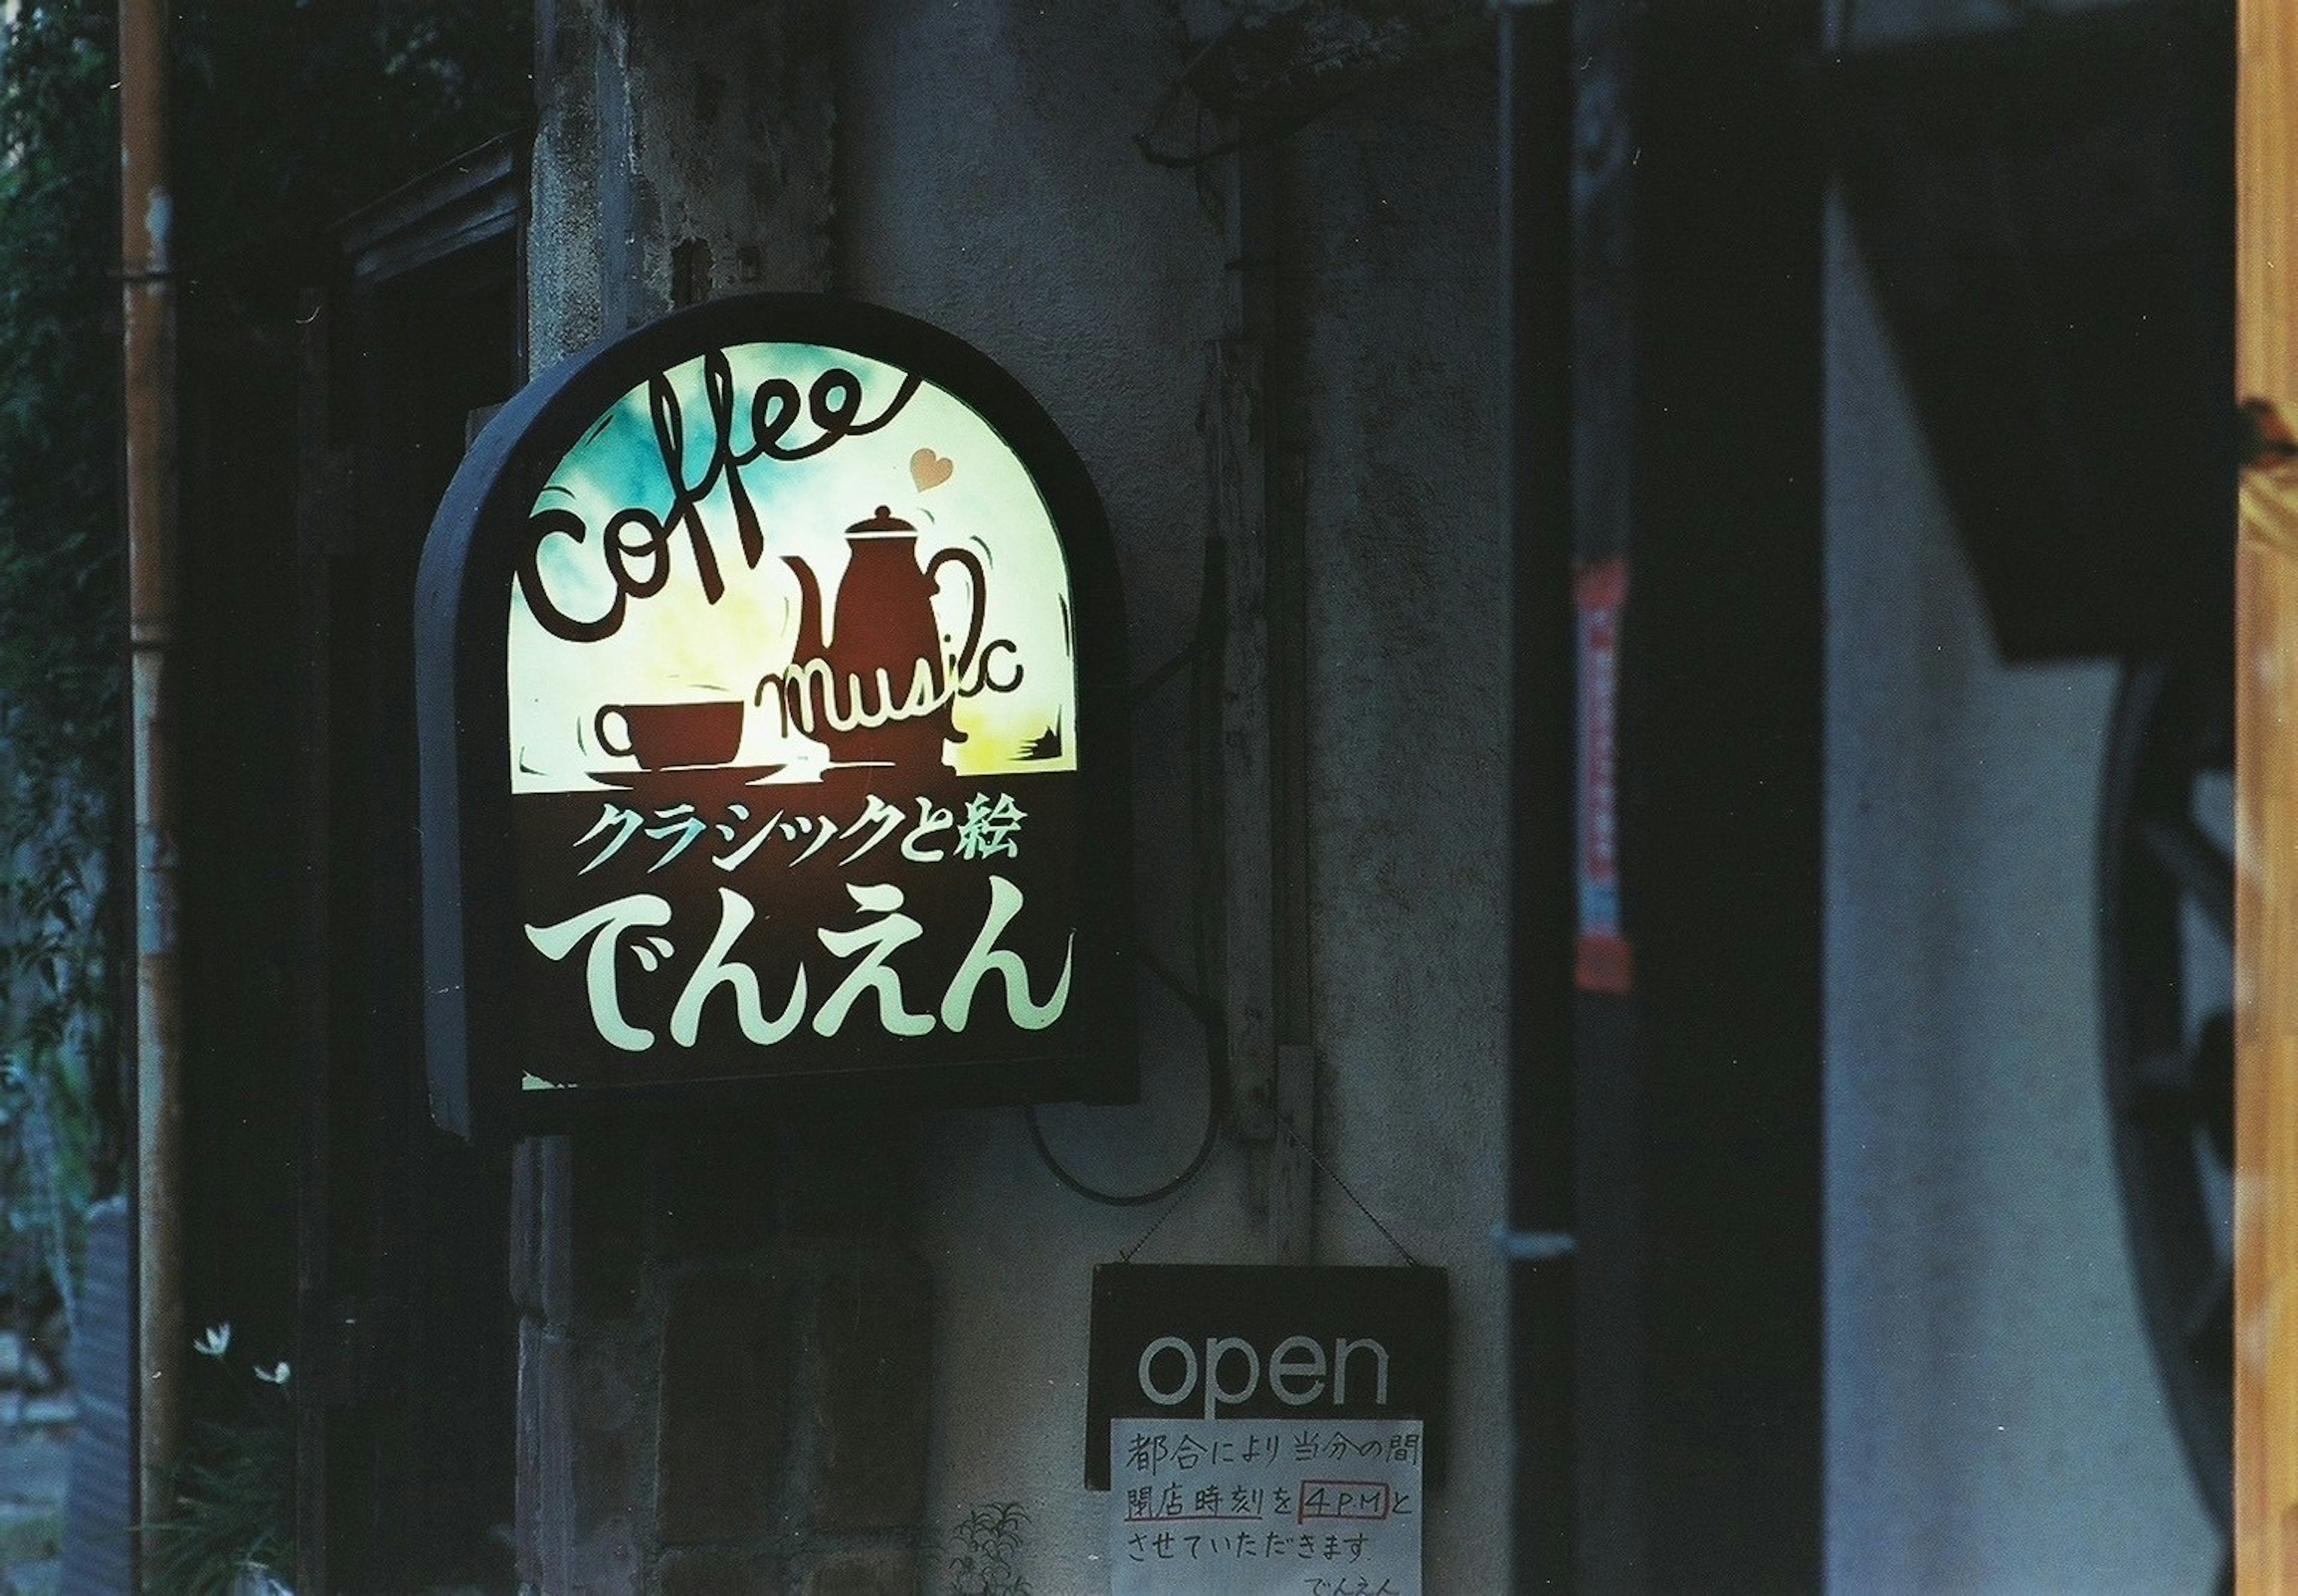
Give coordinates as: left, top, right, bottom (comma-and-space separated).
521, 6, 933, 1593
835, 1, 1508, 1590
1822, 187, 2222, 1589
531, 0, 838, 367
530, 1, 1507, 1587
511, 1127, 932, 1595
1285, 59, 1510, 1587
832, 8, 1244, 1583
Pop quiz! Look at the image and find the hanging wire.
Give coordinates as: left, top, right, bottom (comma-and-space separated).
1024, 350, 1238, 1211
1036, 345, 1430, 1276
1278, 1114, 1424, 1268
1117, 1188, 1193, 1263
1019, 598, 1226, 1204
1022, 537, 1227, 1206
1023, 949, 1226, 1208
1132, 5, 1493, 169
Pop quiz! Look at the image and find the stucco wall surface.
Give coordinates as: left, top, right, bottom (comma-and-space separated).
1822, 189, 2220, 1589
836, 3, 1508, 1590
1288, 66, 1510, 1594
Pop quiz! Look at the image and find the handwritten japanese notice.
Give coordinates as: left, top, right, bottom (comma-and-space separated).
1110, 1418, 1422, 1596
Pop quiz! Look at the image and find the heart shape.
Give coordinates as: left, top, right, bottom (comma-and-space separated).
910, 448, 955, 492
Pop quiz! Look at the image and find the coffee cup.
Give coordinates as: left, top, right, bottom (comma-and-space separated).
593, 700, 743, 770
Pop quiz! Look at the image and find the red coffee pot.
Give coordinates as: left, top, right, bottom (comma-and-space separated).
764, 507, 986, 770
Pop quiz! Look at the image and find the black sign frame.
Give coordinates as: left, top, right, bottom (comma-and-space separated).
1084, 1264, 1450, 1491
415, 294, 1135, 1139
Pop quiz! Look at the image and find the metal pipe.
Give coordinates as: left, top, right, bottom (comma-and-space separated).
118, 0, 183, 1561
1500, 0, 1576, 1586
1238, 136, 1323, 1264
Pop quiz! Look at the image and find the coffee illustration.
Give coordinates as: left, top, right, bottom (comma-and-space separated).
509, 344, 1073, 794
504, 339, 1084, 1086
592, 700, 745, 771
761, 506, 1008, 770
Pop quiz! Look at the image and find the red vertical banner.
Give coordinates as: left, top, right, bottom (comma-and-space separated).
1574, 558, 1631, 994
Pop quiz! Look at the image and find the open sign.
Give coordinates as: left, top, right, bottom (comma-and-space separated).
1135, 1332, 1394, 1420
1084, 1265, 1449, 1491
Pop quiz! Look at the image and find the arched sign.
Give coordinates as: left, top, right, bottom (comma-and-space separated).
415, 295, 1133, 1137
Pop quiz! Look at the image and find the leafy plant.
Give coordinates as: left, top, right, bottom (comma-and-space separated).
0, 0, 531, 1349
0, 0, 125, 1348
143, 1416, 295, 1596
0, 1059, 93, 1333
944, 1501, 1032, 1596
137, 1324, 296, 1596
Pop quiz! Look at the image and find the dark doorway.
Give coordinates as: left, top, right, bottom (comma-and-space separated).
294, 141, 523, 1594
1507, 3, 1827, 1586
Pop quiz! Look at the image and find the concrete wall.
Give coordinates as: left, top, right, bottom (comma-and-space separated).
519, 10, 943, 1593
1820, 3, 2222, 1573
835, 3, 1508, 1589
1288, 60, 1509, 1595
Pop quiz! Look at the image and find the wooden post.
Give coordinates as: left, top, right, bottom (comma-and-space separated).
2236, 4, 2298, 1587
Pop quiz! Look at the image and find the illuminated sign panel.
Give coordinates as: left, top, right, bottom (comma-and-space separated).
417, 296, 1132, 1136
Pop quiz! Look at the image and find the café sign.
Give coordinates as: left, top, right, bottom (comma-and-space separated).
416, 295, 1133, 1136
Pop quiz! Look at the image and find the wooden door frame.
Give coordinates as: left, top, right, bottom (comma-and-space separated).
2237, 5, 2298, 1585
295, 136, 524, 1594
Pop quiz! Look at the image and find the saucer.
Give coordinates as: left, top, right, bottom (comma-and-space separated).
584, 762, 788, 794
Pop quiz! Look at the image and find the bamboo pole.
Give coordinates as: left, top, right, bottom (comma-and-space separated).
117, 0, 183, 1569
2235, 2, 2298, 1588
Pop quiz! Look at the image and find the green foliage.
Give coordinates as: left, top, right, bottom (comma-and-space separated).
139, 1340, 296, 1596
0, 0, 121, 754
945, 1501, 1032, 1596
0, 0, 124, 1337
0, 1506, 62, 1567
141, 1419, 295, 1596
0, 0, 529, 1357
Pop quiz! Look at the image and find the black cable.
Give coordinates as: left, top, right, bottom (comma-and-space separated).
1025, 522, 1230, 1209
1023, 1008, 1224, 1208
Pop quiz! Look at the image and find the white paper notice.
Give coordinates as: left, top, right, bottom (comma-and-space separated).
1108, 1418, 1423, 1596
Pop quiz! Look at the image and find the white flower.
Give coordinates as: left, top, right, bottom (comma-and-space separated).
253, 1361, 291, 1386
193, 1324, 232, 1359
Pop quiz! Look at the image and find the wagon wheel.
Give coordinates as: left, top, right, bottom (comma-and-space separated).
2099, 649, 2235, 1530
